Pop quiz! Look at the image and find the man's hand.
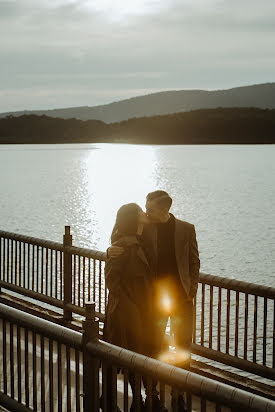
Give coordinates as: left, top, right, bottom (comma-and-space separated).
107, 245, 124, 258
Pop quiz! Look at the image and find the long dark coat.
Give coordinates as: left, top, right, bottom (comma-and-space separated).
103, 235, 158, 357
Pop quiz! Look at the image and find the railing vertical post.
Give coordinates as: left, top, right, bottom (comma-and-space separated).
63, 226, 72, 322
83, 302, 99, 412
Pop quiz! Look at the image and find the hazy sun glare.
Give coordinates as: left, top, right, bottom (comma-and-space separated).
158, 349, 190, 365
83, 0, 164, 19
161, 293, 173, 314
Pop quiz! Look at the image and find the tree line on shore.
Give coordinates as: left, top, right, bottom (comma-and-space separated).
0, 107, 275, 144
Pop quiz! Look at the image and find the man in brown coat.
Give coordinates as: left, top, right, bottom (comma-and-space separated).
143, 191, 200, 359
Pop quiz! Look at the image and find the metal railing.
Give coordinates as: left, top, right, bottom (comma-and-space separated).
1, 303, 275, 412
0, 227, 275, 382
193, 276, 275, 380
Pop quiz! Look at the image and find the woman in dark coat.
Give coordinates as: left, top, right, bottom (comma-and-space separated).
104, 203, 157, 357
103, 203, 158, 411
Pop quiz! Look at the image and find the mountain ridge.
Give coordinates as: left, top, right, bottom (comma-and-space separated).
1, 83, 275, 123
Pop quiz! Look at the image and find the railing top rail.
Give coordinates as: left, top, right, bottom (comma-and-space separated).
87, 339, 275, 411
200, 272, 275, 299
0, 230, 107, 260
0, 230, 64, 251
68, 245, 107, 261
0, 303, 82, 349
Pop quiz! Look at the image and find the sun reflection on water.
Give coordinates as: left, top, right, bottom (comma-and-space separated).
84, 144, 158, 249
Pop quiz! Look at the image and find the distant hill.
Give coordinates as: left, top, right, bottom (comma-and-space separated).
1, 108, 275, 144
1, 83, 275, 123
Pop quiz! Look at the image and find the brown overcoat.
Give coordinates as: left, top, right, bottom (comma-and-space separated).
142, 218, 200, 298
103, 235, 157, 356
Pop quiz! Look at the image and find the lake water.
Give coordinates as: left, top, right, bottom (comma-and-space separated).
1, 143, 275, 385
0, 143, 274, 287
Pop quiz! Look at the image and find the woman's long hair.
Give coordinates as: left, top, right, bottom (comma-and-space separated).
111, 203, 142, 243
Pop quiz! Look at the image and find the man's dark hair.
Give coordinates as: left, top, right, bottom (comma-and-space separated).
111, 203, 142, 243
146, 190, 172, 209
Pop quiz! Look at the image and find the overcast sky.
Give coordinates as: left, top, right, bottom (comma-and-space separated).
1, 0, 275, 112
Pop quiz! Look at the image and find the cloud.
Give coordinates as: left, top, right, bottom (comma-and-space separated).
0, 0, 275, 111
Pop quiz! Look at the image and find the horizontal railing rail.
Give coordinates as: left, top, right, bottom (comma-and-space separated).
1, 303, 275, 412
199, 273, 275, 299
0, 230, 64, 251
192, 343, 275, 381
1, 227, 274, 382
87, 340, 275, 411
68, 245, 106, 261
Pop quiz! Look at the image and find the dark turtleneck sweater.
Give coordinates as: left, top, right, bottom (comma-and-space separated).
156, 214, 187, 299
156, 214, 179, 279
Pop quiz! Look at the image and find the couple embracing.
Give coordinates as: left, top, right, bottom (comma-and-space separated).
104, 190, 200, 412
